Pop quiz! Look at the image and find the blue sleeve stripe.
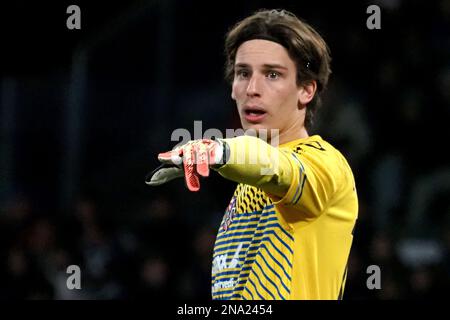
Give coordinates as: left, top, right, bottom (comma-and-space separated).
293, 173, 307, 205
224, 216, 278, 232
214, 236, 253, 247
271, 221, 294, 242
251, 266, 277, 300
213, 243, 247, 254
244, 286, 254, 299
216, 219, 278, 240
257, 249, 290, 295
214, 224, 293, 256
290, 153, 307, 205
254, 259, 285, 300
236, 205, 275, 218
260, 242, 292, 281
265, 228, 294, 255
213, 270, 250, 279
248, 277, 265, 300
212, 289, 234, 298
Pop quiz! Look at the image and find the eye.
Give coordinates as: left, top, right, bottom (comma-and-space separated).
236, 69, 250, 79
266, 71, 280, 80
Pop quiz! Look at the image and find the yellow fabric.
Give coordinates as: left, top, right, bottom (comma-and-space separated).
211, 135, 358, 300
218, 135, 293, 197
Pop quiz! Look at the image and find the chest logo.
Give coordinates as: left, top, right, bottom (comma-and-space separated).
222, 196, 237, 231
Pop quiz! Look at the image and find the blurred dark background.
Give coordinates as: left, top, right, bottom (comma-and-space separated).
0, 0, 449, 299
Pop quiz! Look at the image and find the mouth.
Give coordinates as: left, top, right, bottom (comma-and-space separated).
243, 105, 267, 123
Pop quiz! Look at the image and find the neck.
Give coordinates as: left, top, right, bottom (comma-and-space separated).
269, 125, 309, 146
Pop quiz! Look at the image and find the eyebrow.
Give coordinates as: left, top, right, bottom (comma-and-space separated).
235, 63, 288, 70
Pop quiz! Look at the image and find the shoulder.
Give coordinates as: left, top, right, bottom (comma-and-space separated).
286, 136, 354, 180
286, 135, 342, 161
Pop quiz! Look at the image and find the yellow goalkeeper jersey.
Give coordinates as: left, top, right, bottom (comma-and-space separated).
211, 135, 358, 300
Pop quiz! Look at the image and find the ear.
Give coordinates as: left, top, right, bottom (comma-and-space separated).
297, 80, 317, 106
231, 80, 237, 100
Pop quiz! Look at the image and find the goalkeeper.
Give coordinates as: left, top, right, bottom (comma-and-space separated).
147, 9, 358, 300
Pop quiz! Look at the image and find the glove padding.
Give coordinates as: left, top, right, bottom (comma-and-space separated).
145, 139, 224, 192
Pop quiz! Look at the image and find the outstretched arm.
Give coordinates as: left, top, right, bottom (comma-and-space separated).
215, 135, 293, 198
146, 135, 293, 197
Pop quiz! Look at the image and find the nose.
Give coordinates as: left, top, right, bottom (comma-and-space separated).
246, 74, 261, 97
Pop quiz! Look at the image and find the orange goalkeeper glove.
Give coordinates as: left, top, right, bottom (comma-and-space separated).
145, 139, 225, 192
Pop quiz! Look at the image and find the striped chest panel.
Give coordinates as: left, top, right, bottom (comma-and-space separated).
211, 184, 294, 300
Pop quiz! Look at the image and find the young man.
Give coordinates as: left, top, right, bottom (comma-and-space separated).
147, 9, 358, 300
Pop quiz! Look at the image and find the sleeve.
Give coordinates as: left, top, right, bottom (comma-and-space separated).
271, 143, 341, 218
215, 135, 341, 218
214, 135, 293, 198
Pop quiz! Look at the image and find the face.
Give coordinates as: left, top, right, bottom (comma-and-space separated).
231, 39, 315, 144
